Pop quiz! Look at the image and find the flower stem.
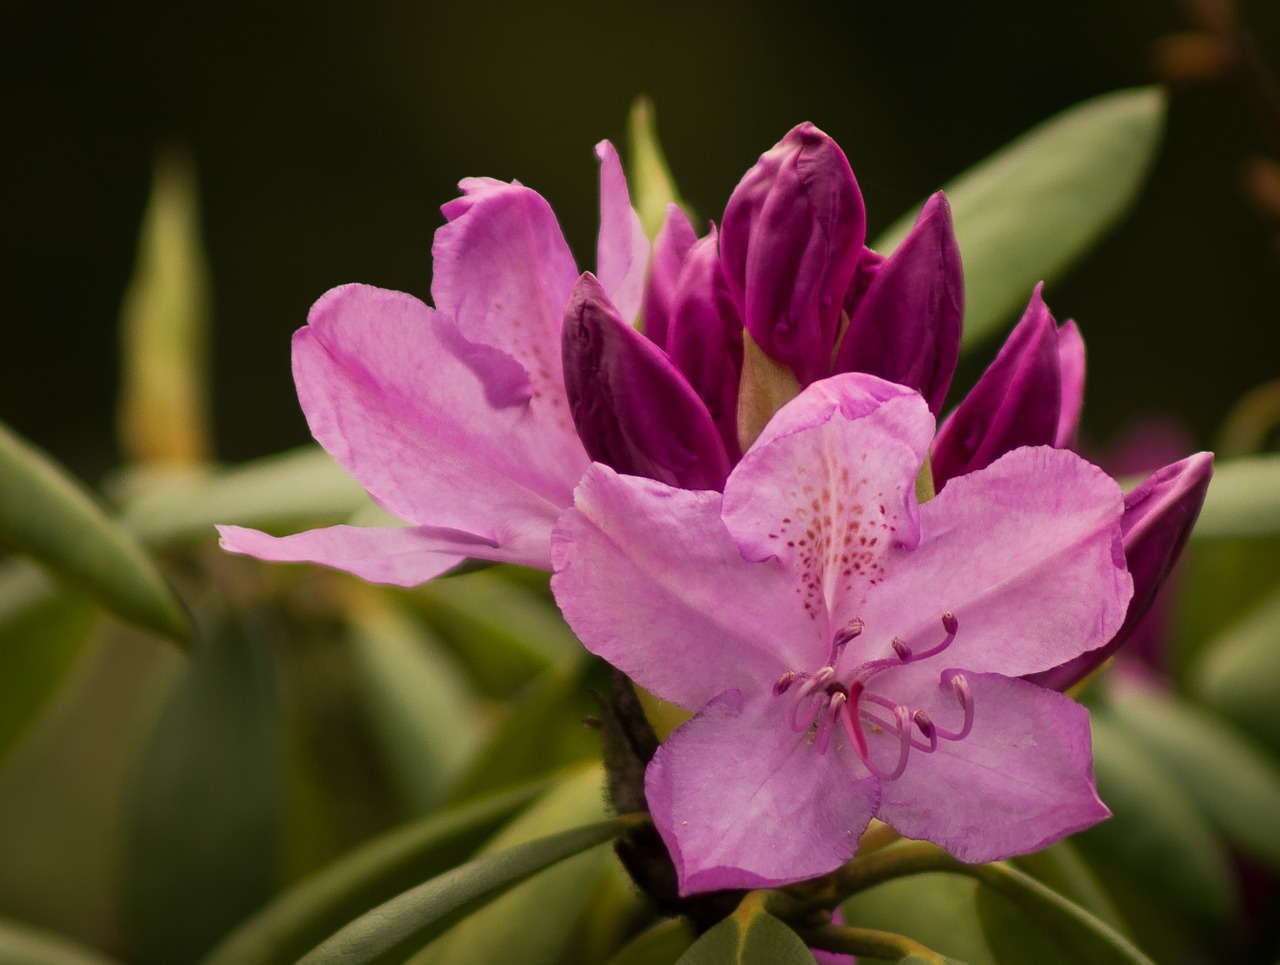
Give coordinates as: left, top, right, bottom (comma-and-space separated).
798, 922, 952, 961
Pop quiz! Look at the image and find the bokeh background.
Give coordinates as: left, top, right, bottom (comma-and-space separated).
4, 0, 1280, 480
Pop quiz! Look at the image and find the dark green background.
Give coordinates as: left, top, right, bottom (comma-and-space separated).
5, 1, 1279, 476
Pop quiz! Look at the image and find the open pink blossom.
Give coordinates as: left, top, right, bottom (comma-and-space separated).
217, 142, 648, 585
552, 374, 1131, 894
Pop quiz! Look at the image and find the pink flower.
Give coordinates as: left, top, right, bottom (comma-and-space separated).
217, 143, 648, 584
552, 374, 1131, 894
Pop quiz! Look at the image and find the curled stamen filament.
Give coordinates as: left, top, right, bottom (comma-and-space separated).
930, 672, 974, 741
840, 702, 912, 781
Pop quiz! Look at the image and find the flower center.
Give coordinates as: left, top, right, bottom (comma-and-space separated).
772, 612, 974, 781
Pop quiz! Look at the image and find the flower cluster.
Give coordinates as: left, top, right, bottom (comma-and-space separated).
220, 124, 1211, 895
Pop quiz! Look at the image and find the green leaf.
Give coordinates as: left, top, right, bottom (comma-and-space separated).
295, 813, 640, 965
1010, 840, 1124, 935
123, 611, 283, 964
347, 600, 482, 813
604, 919, 695, 965
974, 886, 1081, 965
201, 781, 548, 965
873, 87, 1166, 351
677, 893, 816, 965
1194, 581, 1280, 754
117, 148, 212, 466
410, 568, 579, 698
0, 916, 119, 965
118, 446, 369, 548
0, 563, 98, 765
1077, 715, 1236, 927
842, 872, 994, 964
416, 765, 611, 965
0, 420, 190, 645
1190, 453, 1280, 540
444, 653, 605, 803
1105, 684, 1280, 868
628, 97, 688, 240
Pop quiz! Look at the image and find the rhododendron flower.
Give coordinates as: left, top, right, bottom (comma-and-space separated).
552, 374, 1131, 894
218, 143, 648, 584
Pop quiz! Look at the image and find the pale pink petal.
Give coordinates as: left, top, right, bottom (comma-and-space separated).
874, 673, 1109, 864
551, 464, 818, 710
856, 447, 1131, 680
216, 522, 545, 586
723, 375, 933, 631
595, 140, 650, 325
294, 285, 584, 548
647, 689, 878, 895
1055, 320, 1086, 449
431, 179, 582, 460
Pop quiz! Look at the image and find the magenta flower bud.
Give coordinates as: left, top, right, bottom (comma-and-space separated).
720, 123, 866, 386
1026, 452, 1213, 692
665, 231, 745, 462
562, 273, 732, 490
834, 192, 963, 416
932, 285, 1076, 489
641, 203, 699, 352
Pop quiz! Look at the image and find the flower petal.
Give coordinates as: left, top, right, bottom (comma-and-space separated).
561, 274, 732, 490
1026, 451, 1213, 691
874, 672, 1109, 864
431, 178, 580, 435
551, 464, 813, 709
666, 232, 745, 462
647, 689, 878, 895
931, 285, 1062, 489
834, 193, 963, 417
1055, 320, 1086, 449
858, 446, 1131, 679
216, 522, 541, 586
720, 123, 866, 385
641, 203, 699, 350
723, 375, 933, 630
295, 284, 583, 549
595, 140, 651, 325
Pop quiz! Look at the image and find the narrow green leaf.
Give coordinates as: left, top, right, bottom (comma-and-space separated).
1106, 684, 1280, 868
296, 813, 641, 965
0, 563, 98, 765
0, 420, 190, 644
0, 916, 119, 965
1194, 580, 1280, 753
1190, 453, 1280, 540
117, 148, 212, 466
443, 653, 605, 803
417, 765, 610, 965
604, 918, 695, 965
873, 87, 1166, 350
1078, 716, 1236, 927
118, 446, 369, 548
201, 781, 548, 965
347, 600, 482, 813
841, 872, 994, 964
973, 885, 1079, 965
410, 568, 579, 697
628, 97, 688, 240
677, 893, 816, 965
1011, 840, 1124, 935
123, 612, 282, 964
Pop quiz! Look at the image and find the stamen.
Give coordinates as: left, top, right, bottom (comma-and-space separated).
798, 666, 835, 698
831, 618, 865, 661
911, 710, 938, 753
773, 671, 797, 696
790, 692, 822, 733
840, 681, 868, 758
929, 671, 975, 741
815, 692, 844, 755
903, 612, 960, 663
862, 705, 913, 781
891, 637, 912, 661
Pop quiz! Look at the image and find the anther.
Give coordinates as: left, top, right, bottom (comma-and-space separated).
891, 637, 912, 661
797, 666, 835, 698
904, 611, 960, 663
911, 710, 938, 753
773, 671, 797, 696
831, 618, 866, 659
942, 611, 958, 635
930, 671, 975, 742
